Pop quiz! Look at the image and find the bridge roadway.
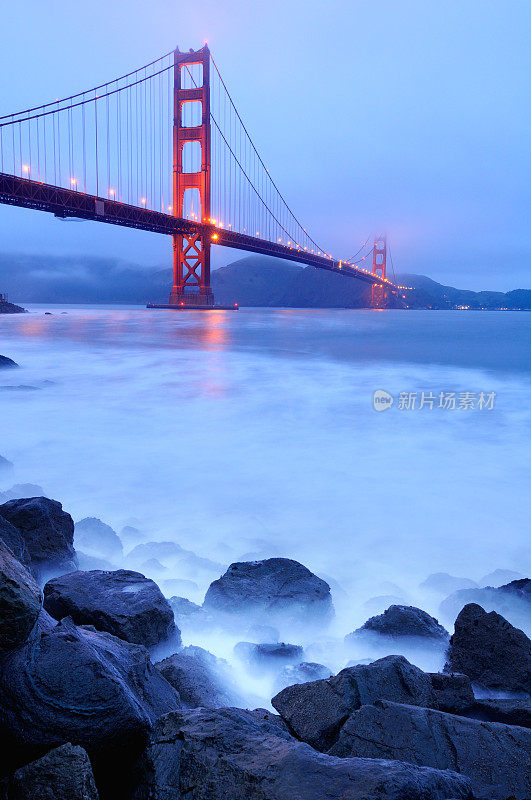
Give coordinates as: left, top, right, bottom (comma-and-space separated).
0, 172, 396, 292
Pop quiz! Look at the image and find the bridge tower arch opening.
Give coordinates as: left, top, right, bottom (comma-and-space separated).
170, 45, 213, 306
371, 235, 387, 308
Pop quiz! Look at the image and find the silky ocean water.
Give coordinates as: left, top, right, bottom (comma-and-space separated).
0, 306, 529, 685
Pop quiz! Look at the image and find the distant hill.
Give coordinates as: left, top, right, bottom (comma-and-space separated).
0, 253, 529, 309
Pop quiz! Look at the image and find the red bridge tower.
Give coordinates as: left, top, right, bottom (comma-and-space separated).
170, 45, 213, 306
371, 235, 387, 308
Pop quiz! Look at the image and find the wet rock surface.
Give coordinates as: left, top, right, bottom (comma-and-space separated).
5, 743, 99, 800
203, 557, 334, 626
445, 603, 531, 693
0, 539, 41, 650
427, 672, 475, 714
348, 604, 449, 642
130, 706, 473, 800
43, 569, 178, 647
156, 645, 241, 708
328, 699, 531, 800
0, 497, 77, 578
463, 697, 531, 728
272, 655, 437, 751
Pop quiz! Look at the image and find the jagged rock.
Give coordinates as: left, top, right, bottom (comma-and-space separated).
479, 568, 522, 587
445, 603, 531, 693
274, 661, 333, 694
271, 655, 437, 751
43, 569, 178, 647
130, 706, 472, 800
0, 356, 18, 369
0, 613, 180, 796
235, 641, 304, 673
347, 605, 449, 642
74, 517, 123, 561
156, 645, 241, 708
328, 700, 531, 800
463, 698, 531, 728
428, 672, 474, 713
0, 516, 29, 566
440, 579, 530, 631
0, 497, 77, 579
0, 539, 41, 649
420, 572, 477, 595
7, 743, 99, 800
203, 558, 333, 626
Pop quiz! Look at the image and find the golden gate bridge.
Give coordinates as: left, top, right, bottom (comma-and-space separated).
0, 45, 398, 309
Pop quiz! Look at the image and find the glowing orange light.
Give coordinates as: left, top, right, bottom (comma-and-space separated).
108, 188, 115, 196
22, 164, 30, 173
212, 233, 219, 240
70, 177, 77, 186
141, 197, 146, 205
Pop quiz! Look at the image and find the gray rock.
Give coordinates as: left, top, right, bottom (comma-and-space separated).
0, 539, 41, 649
420, 572, 477, 596
440, 579, 530, 632
328, 700, 531, 800
74, 517, 123, 561
347, 605, 449, 642
203, 558, 333, 626
156, 645, 241, 708
274, 661, 333, 694
428, 672, 475, 713
131, 706, 473, 800
0, 356, 18, 369
0, 497, 77, 579
463, 698, 531, 728
235, 641, 304, 673
445, 603, 531, 693
7, 743, 99, 800
43, 569, 178, 648
0, 613, 180, 796
271, 654, 437, 751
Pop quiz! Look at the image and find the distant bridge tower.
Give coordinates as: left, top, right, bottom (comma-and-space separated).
170, 45, 213, 306
371, 235, 387, 308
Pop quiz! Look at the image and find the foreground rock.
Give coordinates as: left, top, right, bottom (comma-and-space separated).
0, 539, 41, 649
5, 743, 99, 800
0, 516, 29, 567
328, 700, 531, 800
131, 706, 472, 800
157, 645, 242, 708
464, 697, 531, 728
43, 569, 178, 648
428, 671, 475, 713
203, 558, 333, 627
445, 603, 531, 693
0, 497, 77, 579
271, 655, 437, 750
347, 604, 449, 643
74, 517, 123, 561
0, 612, 180, 795
0, 355, 18, 368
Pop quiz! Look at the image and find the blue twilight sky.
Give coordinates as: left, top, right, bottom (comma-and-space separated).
0, 0, 529, 290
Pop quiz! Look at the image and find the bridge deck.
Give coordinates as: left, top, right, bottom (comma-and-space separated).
0, 173, 396, 291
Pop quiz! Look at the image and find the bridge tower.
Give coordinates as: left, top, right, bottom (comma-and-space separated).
371, 235, 387, 308
170, 45, 213, 306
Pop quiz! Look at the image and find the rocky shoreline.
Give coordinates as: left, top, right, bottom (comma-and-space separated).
0, 299, 25, 314
0, 489, 529, 800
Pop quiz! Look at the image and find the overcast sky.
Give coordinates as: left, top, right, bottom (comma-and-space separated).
0, 0, 529, 290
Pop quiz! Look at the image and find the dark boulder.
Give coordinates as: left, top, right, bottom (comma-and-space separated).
156, 645, 241, 708
235, 641, 304, 673
130, 706, 472, 800
0, 497, 77, 579
420, 572, 477, 596
0, 516, 29, 567
328, 700, 531, 800
6, 743, 99, 800
43, 569, 178, 648
274, 661, 333, 694
463, 697, 531, 728
0, 613, 180, 796
445, 603, 531, 693
74, 517, 123, 561
347, 604, 449, 642
203, 558, 333, 626
440, 579, 530, 631
0, 539, 41, 649
428, 671, 474, 713
271, 654, 437, 751
0, 356, 18, 369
